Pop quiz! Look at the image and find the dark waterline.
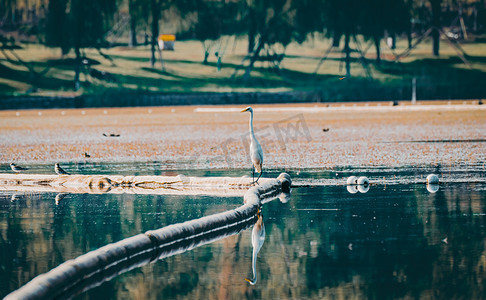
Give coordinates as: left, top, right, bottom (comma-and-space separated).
1, 169, 485, 299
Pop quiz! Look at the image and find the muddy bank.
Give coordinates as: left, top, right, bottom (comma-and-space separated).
1, 102, 485, 170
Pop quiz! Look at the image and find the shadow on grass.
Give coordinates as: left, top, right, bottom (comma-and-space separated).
2, 46, 486, 101
375, 56, 486, 98
0, 61, 74, 91
108, 54, 150, 63
0, 82, 17, 94
67, 55, 486, 100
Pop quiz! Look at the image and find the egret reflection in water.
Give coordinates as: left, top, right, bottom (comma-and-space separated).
245, 212, 266, 285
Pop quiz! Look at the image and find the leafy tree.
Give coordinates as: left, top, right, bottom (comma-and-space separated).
44, 0, 117, 89
193, 0, 222, 64
321, 0, 363, 77
293, 0, 326, 44
45, 0, 69, 55
361, 0, 411, 64
240, 0, 295, 79
0, 0, 16, 24
189, 0, 240, 64
127, 0, 151, 48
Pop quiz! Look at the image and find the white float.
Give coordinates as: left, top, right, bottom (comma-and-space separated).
426, 184, 439, 193
357, 176, 369, 186
347, 176, 358, 185
358, 185, 370, 193
426, 174, 439, 184
347, 185, 359, 194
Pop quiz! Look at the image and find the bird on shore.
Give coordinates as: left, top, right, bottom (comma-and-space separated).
241, 106, 263, 184
83, 152, 91, 158
55, 163, 70, 175
10, 163, 28, 173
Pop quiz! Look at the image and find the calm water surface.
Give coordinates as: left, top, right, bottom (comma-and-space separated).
1, 167, 485, 299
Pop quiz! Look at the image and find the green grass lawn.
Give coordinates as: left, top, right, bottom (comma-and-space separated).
1, 35, 486, 101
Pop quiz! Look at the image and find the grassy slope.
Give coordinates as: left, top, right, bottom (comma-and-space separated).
1, 36, 486, 100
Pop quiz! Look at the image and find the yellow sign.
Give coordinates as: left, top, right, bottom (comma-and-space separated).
158, 34, 176, 42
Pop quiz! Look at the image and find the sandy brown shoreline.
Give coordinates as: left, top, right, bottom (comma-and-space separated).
1, 101, 485, 170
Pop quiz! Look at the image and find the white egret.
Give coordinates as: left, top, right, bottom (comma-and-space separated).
241, 106, 263, 184
245, 212, 265, 285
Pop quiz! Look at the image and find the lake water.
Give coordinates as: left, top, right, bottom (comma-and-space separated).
1, 167, 485, 299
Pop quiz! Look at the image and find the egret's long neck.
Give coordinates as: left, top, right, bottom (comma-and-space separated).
249, 111, 256, 139
249, 247, 258, 285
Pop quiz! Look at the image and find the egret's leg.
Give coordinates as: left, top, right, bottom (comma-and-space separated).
255, 170, 262, 185
252, 168, 255, 184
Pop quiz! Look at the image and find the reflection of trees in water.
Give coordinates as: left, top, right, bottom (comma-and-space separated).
0, 193, 241, 299
300, 184, 486, 299
0, 194, 28, 298
425, 184, 486, 299
1, 185, 485, 299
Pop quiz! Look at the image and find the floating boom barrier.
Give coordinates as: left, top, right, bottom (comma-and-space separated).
4, 173, 291, 300
0, 173, 277, 196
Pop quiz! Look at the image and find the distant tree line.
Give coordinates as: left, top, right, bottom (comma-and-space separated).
1, 0, 486, 87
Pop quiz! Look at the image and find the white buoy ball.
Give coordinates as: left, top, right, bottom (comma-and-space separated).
358, 185, 370, 193
347, 176, 358, 185
347, 185, 359, 194
426, 174, 439, 184
427, 184, 439, 193
357, 176, 369, 186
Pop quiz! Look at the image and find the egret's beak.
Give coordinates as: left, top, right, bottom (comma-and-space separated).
241, 108, 249, 112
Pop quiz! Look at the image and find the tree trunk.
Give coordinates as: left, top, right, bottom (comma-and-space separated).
243, 36, 264, 80
332, 31, 340, 47
74, 45, 81, 91
247, 7, 256, 54
374, 36, 381, 64
129, 16, 137, 47
430, 0, 441, 56
407, 22, 412, 48
73, 0, 82, 91
202, 41, 209, 64
150, 0, 159, 67
344, 31, 351, 77
203, 51, 209, 65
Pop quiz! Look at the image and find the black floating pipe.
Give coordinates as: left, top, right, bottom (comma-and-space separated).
5, 173, 291, 300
